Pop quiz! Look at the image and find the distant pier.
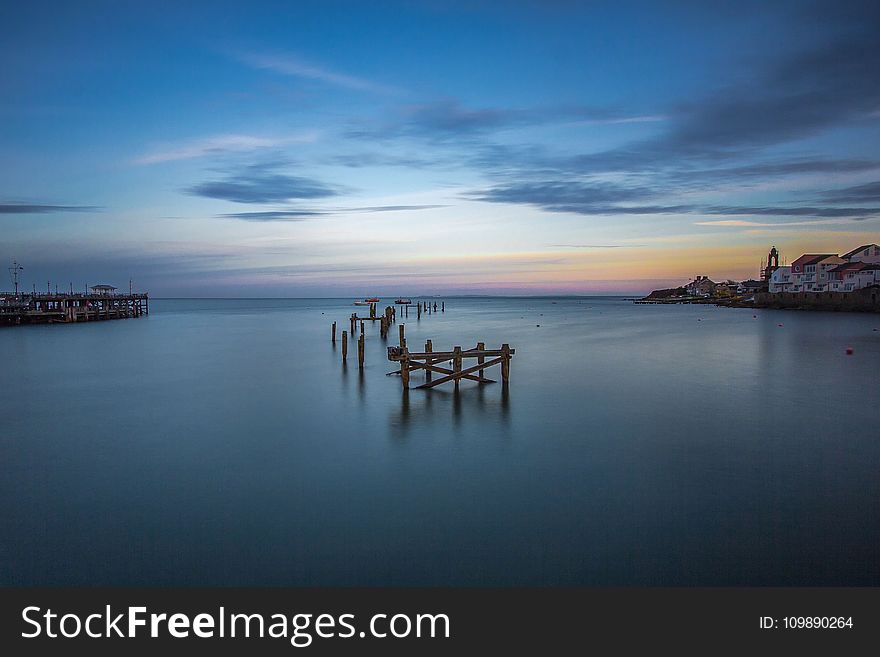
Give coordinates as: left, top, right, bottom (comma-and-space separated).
1, 290, 148, 326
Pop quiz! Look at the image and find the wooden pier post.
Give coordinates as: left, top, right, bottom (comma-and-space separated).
398, 324, 406, 349
501, 343, 511, 382
401, 351, 410, 388
425, 339, 433, 383
332, 321, 337, 343
342, 330, 348, 361
417, 303, 421, 319
477, 341, 485, 379
441, 301, 445, 312
453, 346, 462, 389
360, 320, 365, 335
358, 333, 365, 369
350, 313, 356, 334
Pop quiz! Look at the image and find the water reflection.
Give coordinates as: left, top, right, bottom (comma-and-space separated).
388, 383, 511, 441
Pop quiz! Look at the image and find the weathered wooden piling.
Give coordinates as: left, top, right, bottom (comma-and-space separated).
400, 352, 410, 388
442, 301, 445, 312
425, 339, 433, 383
342, 330, 348, 361
350, 313, 356, 334
360, 320, 365, 335
417, 303, 421, 319
332, 321, 337, 343
477, 341, 485, 378
501, 343, 511, 382
453, 346, 462, 389
358, 333, 365, 369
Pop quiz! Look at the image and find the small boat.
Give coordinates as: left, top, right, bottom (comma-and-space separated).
353, 300, 371, 306
364, 297, 380, 303
395, 298, 412, 304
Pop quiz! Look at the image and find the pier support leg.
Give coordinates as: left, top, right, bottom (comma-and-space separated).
401, 352, 410, 389
453, 346, 462, 389
501, 343, 511, 382
477, 341, 485, 380
332, 321, 336, 343
425, 340, 433, 383
342, 330, 348, 362
358, 334, 365, 369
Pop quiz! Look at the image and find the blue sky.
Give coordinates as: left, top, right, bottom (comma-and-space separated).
2, 0, 879, 296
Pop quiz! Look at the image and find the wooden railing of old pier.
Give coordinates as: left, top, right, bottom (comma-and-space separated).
386, 325, 513, 389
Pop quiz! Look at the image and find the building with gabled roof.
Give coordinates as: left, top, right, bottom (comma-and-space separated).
841, 244, 880, 264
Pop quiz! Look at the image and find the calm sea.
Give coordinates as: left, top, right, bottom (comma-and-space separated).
1, 297, 878, 586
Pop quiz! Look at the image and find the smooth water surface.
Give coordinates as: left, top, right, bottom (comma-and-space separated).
1, 297, 878, 585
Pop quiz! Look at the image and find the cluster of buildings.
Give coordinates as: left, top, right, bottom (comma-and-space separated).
768, 244, 880, 293
683, 244, 880, 298
683, 276, 763, 298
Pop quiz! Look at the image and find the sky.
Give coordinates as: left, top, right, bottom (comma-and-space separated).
1, 0, 879, 296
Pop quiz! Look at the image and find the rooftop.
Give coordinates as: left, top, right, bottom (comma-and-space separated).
841, 244, 879, 259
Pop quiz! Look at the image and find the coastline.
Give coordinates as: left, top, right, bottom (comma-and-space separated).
635, 286, 880, 312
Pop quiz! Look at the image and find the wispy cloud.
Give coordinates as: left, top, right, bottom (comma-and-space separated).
819, 180, 880, 203
471, 179, 880, 220
187, 162, 341, 204
237, 51, 397, 93
694, 218, 863, 227
703, 206, 880, 218
0, 203, 100, 213
217, 204, 448, 221
468, 180, 693, 215
349, 99, 664, 141
216, 210, 324, 222
548, 244, 645, 248
134, 132, 318, 165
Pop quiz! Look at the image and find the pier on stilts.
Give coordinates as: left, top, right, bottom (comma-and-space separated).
1, 291, 149, 326
348, 304, 396, 340
331, 298, 514, 390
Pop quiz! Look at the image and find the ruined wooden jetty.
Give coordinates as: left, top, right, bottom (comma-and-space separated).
386, 324, 514, 389
348, 305, 396, 339
332, 297, 515, 390
1, 291, 149, 326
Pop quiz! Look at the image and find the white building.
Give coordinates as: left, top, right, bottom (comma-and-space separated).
768, 266, 792, 293
827, 263, 880, 292
842, 244, 880, 264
